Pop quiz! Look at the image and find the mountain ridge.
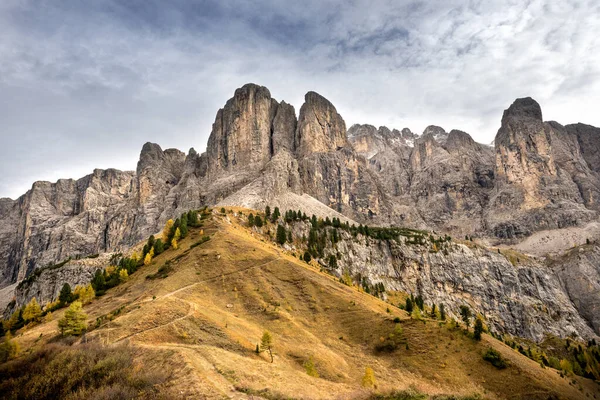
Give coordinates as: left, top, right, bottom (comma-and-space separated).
1, 83, 600, 344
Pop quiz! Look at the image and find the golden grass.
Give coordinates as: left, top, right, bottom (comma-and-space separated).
8, 207, 600, 400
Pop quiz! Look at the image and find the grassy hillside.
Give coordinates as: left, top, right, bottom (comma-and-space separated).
2, 208, 599, 399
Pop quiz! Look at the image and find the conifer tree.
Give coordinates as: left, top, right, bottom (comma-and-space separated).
362, 367, 376, 388
303, 251, 311, 263
439, 303, 446, 321
58, 301, 87, 336
59, 283, 73, 304
162, 219, 174, 244
154, 239, 164, 255
474, 317, 484, 341
22, 297, 42, 322
276, 225, 287, 245
431, 303, 437, 318
248, 213, 254, 226
405, 298, 413, 313
460, 305, 472, 331
265, 205, 271, 218
260, 331, 274, 363
254, 215, 263, 227
119, 269, 129, 282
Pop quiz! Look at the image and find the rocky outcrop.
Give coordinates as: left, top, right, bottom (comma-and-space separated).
488, 98, 598, 239
549, 245, 600, 336
12, 255, 109, 311
287, 220, 598, 341
295, 92, 347, 157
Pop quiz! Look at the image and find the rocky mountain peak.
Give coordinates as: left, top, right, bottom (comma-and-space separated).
445, 129, 477, 151
206, 83, 279, 176
296, 91, 347, 157
502, 97, 543, 122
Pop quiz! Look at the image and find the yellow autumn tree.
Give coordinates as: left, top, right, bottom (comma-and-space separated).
74, 284, 95, 305
174, 227, 181, 241
119, 269, 129, 282
22, 297, 42, 323
171, 238, 179, 250
144, 252, 152, 266
362, 367, 376, 388
131, 251, 140, 263
162, 219, 174, 243
0, 332, 19, 362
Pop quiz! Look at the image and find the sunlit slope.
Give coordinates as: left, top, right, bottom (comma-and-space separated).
14, 209, 599, 399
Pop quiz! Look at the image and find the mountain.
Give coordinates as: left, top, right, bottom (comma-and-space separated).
1, 84, 600, 344
2, 211, 599, 399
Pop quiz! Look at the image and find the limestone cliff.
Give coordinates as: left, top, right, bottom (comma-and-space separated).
2, 84, 600, 344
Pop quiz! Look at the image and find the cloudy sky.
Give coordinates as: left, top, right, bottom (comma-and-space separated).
1, 0, 599, 199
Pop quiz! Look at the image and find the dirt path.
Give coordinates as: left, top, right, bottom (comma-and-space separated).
112, 256, 280, 343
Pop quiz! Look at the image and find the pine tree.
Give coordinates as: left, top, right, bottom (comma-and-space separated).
271, 207, 280, 222
248, 213, 255, 226
276, 225, 287, 245
265, 205, 271, 218
287, 230, 293, 243
474, 317, 484, 341
154, 239, 164, 255
58, 301, 87, 336
180, 213, 189, 237
439, 303, 446, 321
254, 215, 263, 227
405, 298, 413, 313
431, 304, 437, 318
22, 297, 42, 322
260, 331, 274, 363
91, 269, 106, 292
460, 305, 472, 331
59, 283, 73, 304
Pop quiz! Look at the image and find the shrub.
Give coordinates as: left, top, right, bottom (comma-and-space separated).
303, 251, 311, 263
303, 357, 319, 378
482, 348, 507, 369
0, 343, 170, 399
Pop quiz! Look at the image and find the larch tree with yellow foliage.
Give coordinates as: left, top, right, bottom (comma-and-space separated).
73, 284, 95, 305
22, 297, 42, 323
119, 269, 129, 282
171, 227, 181, 249
362, 367, 376, 388
162, 219, 174, 243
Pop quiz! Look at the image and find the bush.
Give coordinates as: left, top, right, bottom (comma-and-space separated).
0, 343, 170, 399
482, 348, 507, 369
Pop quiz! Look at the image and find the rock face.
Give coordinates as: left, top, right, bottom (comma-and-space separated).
2, 83, 600, 343
285, 220, 599, 340
295, 92, 348, 157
